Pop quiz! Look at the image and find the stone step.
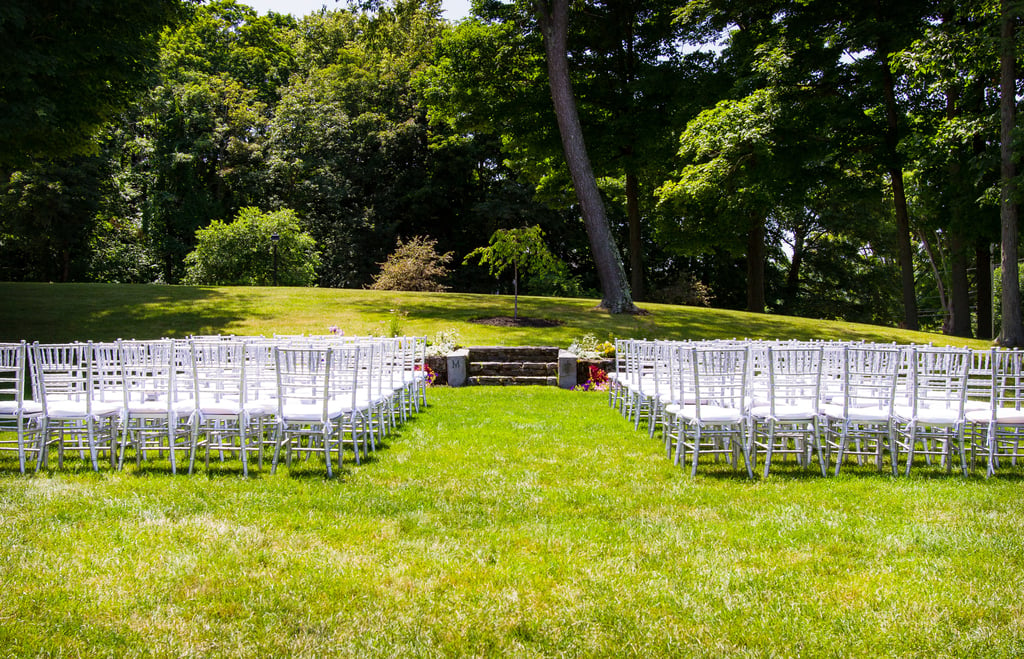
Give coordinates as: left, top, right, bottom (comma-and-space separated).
466, 346, 560, 363
468, 375, 558, 386
469, 361, 557, 377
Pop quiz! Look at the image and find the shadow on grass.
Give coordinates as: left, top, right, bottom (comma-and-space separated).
0, 283, 246, 343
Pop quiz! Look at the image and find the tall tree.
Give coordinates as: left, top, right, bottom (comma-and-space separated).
998, 0, 1024, 345
532, 0, 637, 313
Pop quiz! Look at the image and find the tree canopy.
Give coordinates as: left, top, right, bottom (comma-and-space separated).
1, 0, 1022, 338
0, 0, 183, 165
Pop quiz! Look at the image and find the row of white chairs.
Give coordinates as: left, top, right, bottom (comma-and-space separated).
0, 335, 430, 476
609, 339, 1024, 478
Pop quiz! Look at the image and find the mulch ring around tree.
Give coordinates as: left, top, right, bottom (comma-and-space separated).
470, 316, 563, 328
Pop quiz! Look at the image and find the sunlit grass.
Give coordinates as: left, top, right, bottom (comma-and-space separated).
0, 282, 989, 348
0, 387, 1021, 656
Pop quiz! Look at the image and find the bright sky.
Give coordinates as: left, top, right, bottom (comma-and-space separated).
241, 0, 473, 21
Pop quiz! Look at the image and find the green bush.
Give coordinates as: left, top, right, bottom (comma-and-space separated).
369, 236, 453, 292
183, 208, 320, 286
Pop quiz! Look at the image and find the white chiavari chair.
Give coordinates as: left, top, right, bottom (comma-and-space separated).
669, 344, 752, 477
820, 345, 901, 475
188, 339, 271, 476
117, 339, 194, 473
31, 342, 121, 471
0, 342, 42, 473
271, 345, 342, 476
891, 347, 970, 476
749, 345, 826, 477
966, 348, 1024, 477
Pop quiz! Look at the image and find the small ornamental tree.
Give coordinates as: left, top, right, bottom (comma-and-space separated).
369, 236, 454, 292
464, 225, 560, 321
183, 208, 320, 286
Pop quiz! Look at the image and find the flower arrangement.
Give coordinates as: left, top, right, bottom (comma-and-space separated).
568, 334, 616, 360
574, 365, 609, 392
567, 333, 601, 359
415, 364, 437, 386
426, 327, 462, 356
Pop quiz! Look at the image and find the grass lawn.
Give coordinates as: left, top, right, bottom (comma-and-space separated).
0, 386, 1021, 656
0, 282, 990, 348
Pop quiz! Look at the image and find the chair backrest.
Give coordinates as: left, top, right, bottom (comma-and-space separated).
690, 345, 748, 415
0, 342, 28, 409
905, 346, 970, 413
989, 348, 1024, 415
764, 346, 823, 415
30, 342, 91, 411
190, 340, 245, 410
665, 343, 693, 406
966, 348, 994, 408
329, 343, 366, 410
243, 339, 277, 403
839, 345, 901, 413
275, 346, 333, 420
119, 340, 178, 407
91, 341, 123, 407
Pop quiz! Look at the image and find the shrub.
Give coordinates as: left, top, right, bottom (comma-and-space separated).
369, 236, 453, 292
183, 208, 319, 286
649, 273, 714, 307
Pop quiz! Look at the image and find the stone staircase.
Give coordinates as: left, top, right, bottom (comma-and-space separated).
466, 346, 564, 386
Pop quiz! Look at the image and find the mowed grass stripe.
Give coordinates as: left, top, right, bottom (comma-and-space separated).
0, 386, 1021, 656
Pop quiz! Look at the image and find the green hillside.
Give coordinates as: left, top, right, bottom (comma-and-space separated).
0, 282, 989, 348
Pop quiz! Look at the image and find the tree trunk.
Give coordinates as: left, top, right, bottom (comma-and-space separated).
625, 172, 644, 300
976, 242, 993, 340
945, 76, 972, 338
877, 42, 918, 330
513, 258, 519, 322
782, 224, 806, 313
999, 0, 1024, 346
918, 231, 949, 330
534, 0, 638, 314
746, 217, 766, 313
948, 232, 973, 338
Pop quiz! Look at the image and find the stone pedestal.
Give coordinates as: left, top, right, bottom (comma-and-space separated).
446, 349, 469, 387
558, 350, 577, 390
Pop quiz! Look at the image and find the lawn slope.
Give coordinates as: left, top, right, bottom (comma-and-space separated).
0, 282, 988, 348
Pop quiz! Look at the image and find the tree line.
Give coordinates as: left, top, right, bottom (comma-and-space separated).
1, 0, 1022, 341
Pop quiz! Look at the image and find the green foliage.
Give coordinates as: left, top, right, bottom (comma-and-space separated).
87, 217, 162, 284
0, 0, 182, 165
183, 207, 320, 286
649, 273, 714, 307
370, 236, 454, 292
464, 225, 559, 282
0, 155, 107, 282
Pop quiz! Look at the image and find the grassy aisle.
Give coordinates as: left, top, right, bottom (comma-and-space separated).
0, 387, 1021, 656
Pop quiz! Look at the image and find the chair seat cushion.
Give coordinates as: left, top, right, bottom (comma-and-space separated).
0, 400, 41, 415
750, 404, 818, 421
965, 407, 1024, 425
45, 400, 121, 419
126, 400, 194, 417
675, 404, 744, 424
820, 403, 891, 423
892, 405, 962, 425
